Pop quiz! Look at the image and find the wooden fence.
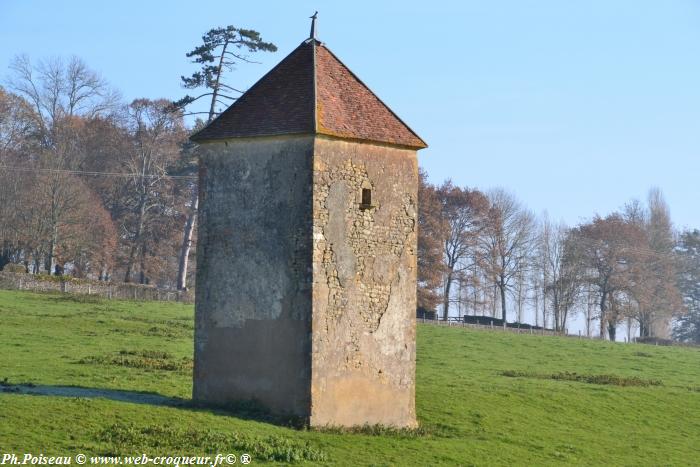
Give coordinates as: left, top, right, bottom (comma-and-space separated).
418, 316, 564, 336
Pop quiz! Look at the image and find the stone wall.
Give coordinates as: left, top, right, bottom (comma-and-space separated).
310, 136, 418, 427
193, 134, 418, 426
193, 135, 314, 416
0, 271, 191, 302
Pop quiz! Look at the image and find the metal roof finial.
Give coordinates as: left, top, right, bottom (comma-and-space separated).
309, 11, 318, 39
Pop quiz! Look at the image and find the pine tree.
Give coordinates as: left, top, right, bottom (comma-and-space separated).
675, 230, 700, 343
175, 26, 277, 120
174, 26, 277, 290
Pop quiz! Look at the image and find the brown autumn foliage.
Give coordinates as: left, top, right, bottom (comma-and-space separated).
436, 181, 490, 320
417, 169, 446, 314
0, 63, 192, 287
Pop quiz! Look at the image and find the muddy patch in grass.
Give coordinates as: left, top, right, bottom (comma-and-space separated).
79, 350, 192, 372
145, 326, 190, 338
120, 316, 194, 331
500, 370, 662, 387
98, 423, 327, 463
109, 326, 189, 339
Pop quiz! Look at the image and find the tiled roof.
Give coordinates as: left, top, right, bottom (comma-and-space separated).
190, 39, 427, 149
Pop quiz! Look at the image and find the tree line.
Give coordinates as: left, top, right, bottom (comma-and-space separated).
0, 26, 276, 291
1, 25, 698, 343
418, 173, 700, 343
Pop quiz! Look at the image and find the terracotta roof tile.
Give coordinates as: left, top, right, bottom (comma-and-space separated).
314, 44, 425, 148
191, 40, 427, 149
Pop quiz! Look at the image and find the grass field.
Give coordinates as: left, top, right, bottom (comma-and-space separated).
1, 289, 699, 466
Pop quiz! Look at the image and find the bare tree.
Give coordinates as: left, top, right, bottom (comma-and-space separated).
541, 219, 582, 332
624, 190, 682, 338
122, 99, 186, 283
437, 182, 489, 320
481, 189, 535, 323
8, 55, 119, 147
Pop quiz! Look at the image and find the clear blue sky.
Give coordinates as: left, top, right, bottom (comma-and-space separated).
2, 0, 699, 230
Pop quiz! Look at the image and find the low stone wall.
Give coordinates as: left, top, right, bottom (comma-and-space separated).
0, 272, 193, 303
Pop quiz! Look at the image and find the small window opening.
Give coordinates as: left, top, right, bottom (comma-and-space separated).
362, 188, 372, 206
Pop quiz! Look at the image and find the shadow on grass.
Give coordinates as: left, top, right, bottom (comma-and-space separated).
1, 382, 187, 406
0, 381, 304, 428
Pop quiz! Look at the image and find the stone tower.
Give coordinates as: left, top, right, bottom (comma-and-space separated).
190, 35, 427, 427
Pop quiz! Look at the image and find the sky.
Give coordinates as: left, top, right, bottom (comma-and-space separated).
1, 0, 699, 231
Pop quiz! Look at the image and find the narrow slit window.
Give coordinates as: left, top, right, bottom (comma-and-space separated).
362, 188, 372, 206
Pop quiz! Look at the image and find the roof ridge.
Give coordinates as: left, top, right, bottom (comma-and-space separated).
314, 44, 427, 148
311, 40, 318, 133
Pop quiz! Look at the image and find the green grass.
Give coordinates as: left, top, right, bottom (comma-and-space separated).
1, 289, 699, 466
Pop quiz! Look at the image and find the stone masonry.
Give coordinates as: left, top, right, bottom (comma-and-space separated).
310, 137, 418, 426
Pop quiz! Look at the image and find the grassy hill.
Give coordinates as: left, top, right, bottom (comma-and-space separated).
1, 289, 699, 466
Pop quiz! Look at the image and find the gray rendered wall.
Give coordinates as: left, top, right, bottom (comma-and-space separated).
194, 135, 314, 416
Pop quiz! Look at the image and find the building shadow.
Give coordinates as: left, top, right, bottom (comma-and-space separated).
1, 383, 304, 428
2, 382, 186, 406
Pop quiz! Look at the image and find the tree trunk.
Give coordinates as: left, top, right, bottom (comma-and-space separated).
442, 271, 453, 321
607, 321, 617, 341
599, 290, 608, 339
561, 312, 567, 332
124, 193, 147, 283
208, 41, 229, 121
139, 252, 146, 285
177, 187, 198, 290
626, 318, 633, 342
541, 280, 547, 329
640, 320, 650, 338
499, 275, 507, 322
534, 285, 539, 327
46, 225, 58, 275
